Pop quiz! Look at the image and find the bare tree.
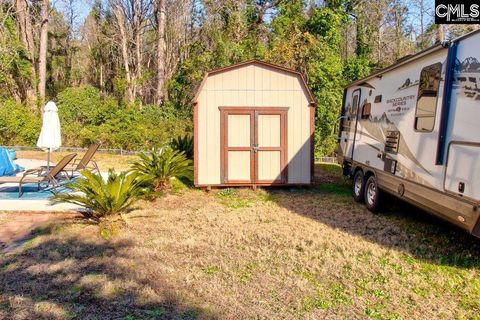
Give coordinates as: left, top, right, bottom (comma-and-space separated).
155, 0, 166, 105
38, 0, 49, 104
132, 0, 150, 101
59, 0, 79, 86
113, 0, 134, 103
80, 1, 109, 91
408, 0, 432, 48
391, 0, 408, 59
14, 0, 36, 103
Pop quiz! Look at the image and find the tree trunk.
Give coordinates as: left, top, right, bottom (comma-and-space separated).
15, 0, 36, 104
64, 0, 76, 87
100, 64, 104, 92
38, 0, 49, 105
114, 1, 134, 104
155, 0, 166, 105
133, 0, 142, 102
419, 0, 424, 43
394, 7, 402, 60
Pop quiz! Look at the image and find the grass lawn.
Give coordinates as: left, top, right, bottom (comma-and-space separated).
16, 150, 137, 171
1, 164, 480, 319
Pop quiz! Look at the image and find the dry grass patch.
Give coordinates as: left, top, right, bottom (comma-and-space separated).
16, 151, 136, 171
1, 164, 480, 319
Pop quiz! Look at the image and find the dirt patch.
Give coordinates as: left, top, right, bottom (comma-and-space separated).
0, 212, 81, 253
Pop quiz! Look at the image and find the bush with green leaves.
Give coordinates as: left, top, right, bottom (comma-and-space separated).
170, 134, 193, 159
52, 169, 142, 220
130, 147, 193, 191
56, 85, 117, 147
0, 99, 41, 145
55, 86, 192, 150
0, 86, 192, 151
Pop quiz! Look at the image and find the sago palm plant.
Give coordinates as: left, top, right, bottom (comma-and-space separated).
52, 170, 142, 220
130, 147, 193, 191
170, 134, 193, 159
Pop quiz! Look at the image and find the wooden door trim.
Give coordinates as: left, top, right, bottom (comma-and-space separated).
220, 107, 289, 185
254, 110, 288, 184
228, 147, 252, 151
220, 109, 255, 184
255, 147, 282, 151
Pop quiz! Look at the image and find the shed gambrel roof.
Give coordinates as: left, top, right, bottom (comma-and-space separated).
192, 60, 316, 106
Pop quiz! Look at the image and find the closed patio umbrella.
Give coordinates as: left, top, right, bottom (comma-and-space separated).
37, 101, 62, 170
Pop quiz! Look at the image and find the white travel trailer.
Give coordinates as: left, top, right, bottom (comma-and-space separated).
337, 29, 480, 237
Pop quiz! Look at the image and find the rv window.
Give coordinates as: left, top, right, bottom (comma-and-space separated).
414, 63, 442, 132
352, 94, 359, 116
362, 103, 371, 119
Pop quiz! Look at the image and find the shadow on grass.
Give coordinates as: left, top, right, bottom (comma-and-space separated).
0, 225, 215, 320
268, 163, 480, 269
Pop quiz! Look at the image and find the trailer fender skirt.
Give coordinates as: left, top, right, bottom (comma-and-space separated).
472, 216, 480, 238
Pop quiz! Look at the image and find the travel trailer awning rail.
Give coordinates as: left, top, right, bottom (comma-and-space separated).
436, 41, 458, 165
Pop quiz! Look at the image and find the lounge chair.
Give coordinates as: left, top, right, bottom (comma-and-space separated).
0, 153, 77, 197
63, 143, 101, 177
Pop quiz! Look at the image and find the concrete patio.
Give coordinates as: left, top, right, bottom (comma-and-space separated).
0, 158, 83, 212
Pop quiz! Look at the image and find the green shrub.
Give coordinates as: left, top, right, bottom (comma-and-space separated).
0, 99, 41, 145
170, 134, 193, 159
55, 86, 192, 150
56, 85, 118, 147
51, 169, 143, 220
57, 85, 117, 126
141, 103, 193, 150
0, 86, 193, 151
130, 147, 193, 191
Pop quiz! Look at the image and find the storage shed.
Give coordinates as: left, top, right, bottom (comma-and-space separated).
193, 60, 316, 187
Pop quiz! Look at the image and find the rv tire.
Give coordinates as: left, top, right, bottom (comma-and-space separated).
352, 170, 365, 203
364, 175, 383, 212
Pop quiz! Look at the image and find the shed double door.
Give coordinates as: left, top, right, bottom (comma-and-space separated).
220, 107, 288, 185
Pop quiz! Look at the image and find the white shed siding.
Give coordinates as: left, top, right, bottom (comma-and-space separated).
196, 63, 312, 185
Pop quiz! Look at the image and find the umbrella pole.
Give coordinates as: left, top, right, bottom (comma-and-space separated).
47, 148, 51, 171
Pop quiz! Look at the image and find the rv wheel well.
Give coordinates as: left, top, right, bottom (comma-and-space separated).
351, 166, 376, 180
353, 167, 363, 177
364, 170, 375, 179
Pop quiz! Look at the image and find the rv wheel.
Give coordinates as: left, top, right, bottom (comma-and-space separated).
352, 170, 365, 202
364, 176, 383, 212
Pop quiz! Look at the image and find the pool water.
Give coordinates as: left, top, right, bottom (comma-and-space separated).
0, 183, 69, 200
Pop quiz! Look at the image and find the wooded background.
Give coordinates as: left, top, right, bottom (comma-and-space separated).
0, 0, 478, 155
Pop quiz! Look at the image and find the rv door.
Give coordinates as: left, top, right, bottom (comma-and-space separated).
340, 89, 361, 161
444, 142, 480, 202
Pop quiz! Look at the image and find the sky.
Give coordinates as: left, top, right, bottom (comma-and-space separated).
53, 0, 94, 31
